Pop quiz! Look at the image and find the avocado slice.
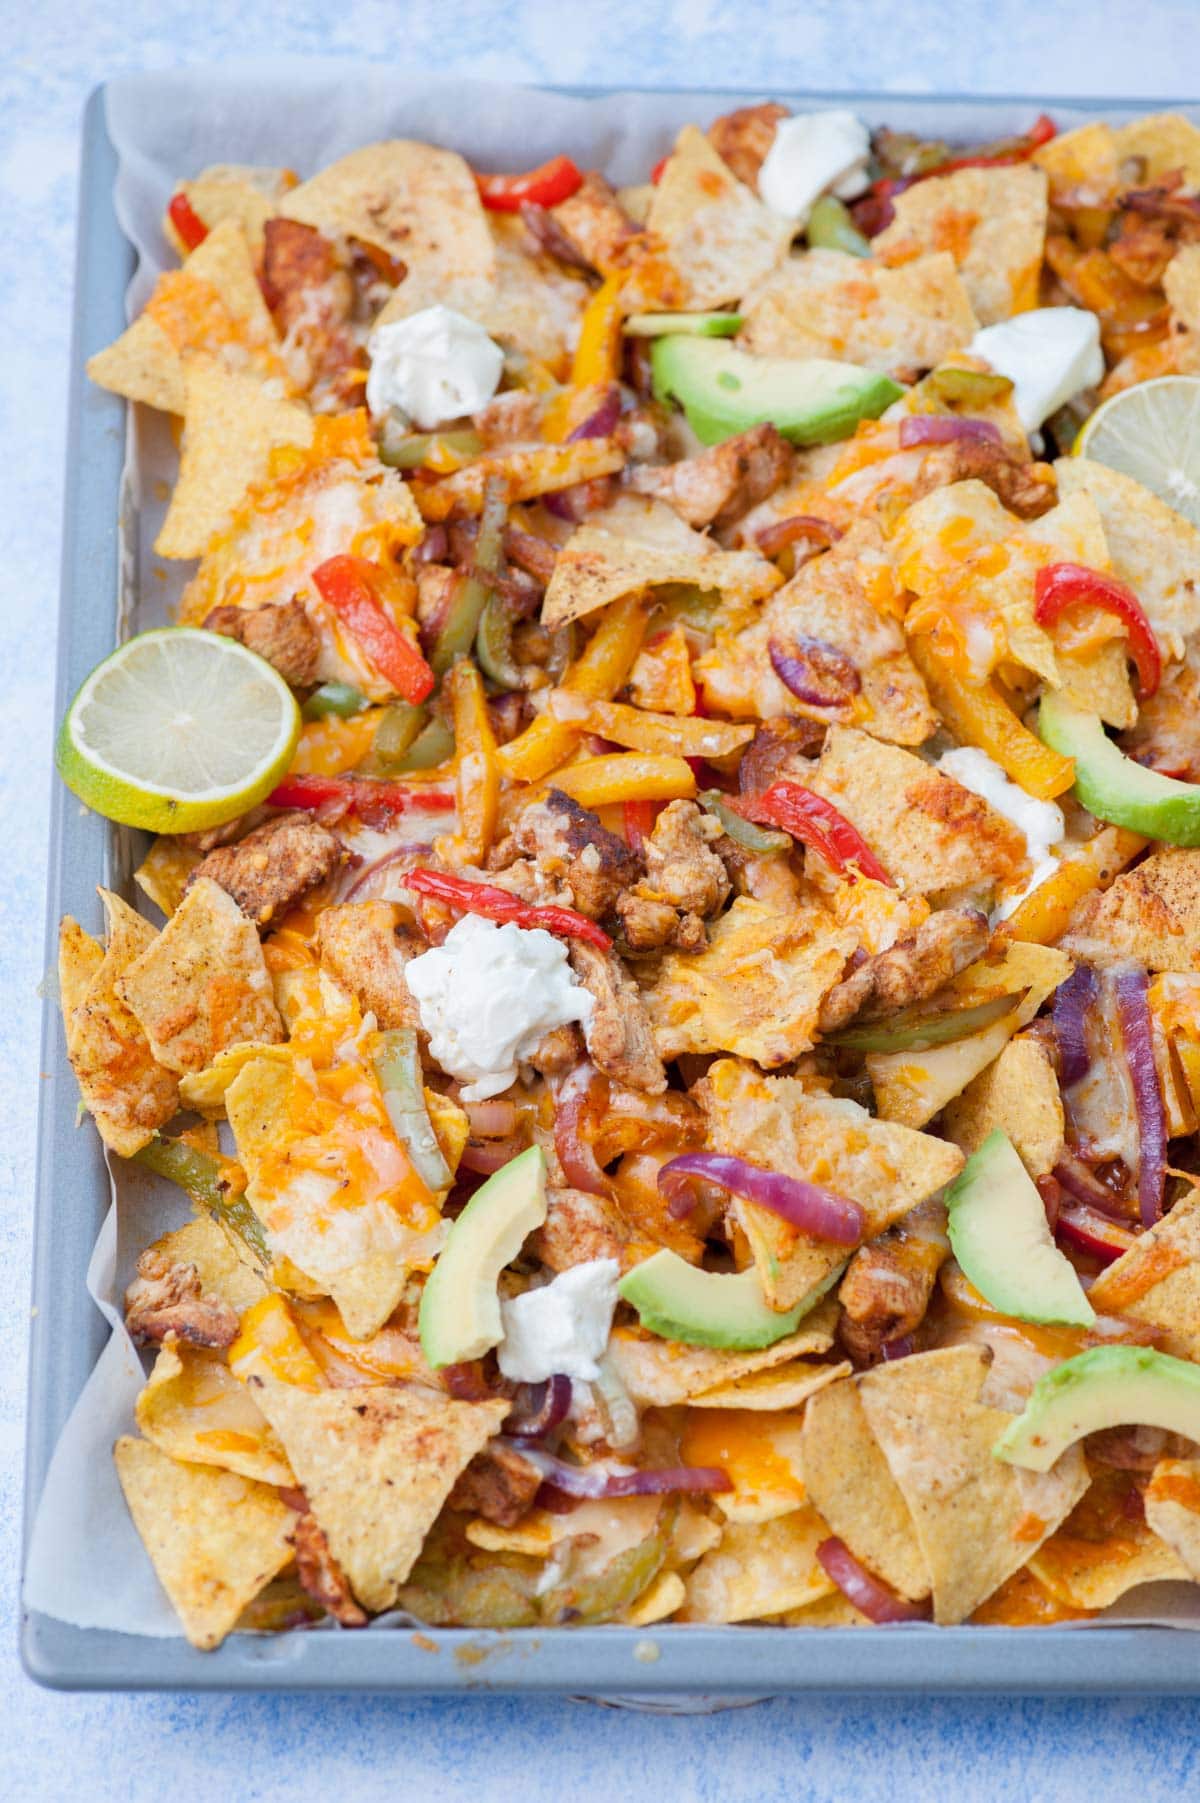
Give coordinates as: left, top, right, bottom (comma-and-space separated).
418, 1144, 547, 1368
1039, 692, 1200, 845
945, 1130, 1095, 1329
618, 1248, 839, 1350
624, 311, 743, 338
650, 335, 905, 448
994, 1344, 1200, 1471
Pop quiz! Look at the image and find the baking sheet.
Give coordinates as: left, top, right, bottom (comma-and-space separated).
21, 64, 1200, 1689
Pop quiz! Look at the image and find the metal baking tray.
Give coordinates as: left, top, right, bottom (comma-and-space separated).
22, 79, 1200, 1694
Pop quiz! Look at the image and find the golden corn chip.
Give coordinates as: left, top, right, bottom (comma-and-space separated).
698, 1057, 962, 1309
1056, 458, 1200, 661
680, 1406, 808, 1523
1113, 112, 1200, 185
624, 1568, 686, 1626
155, 359, 313, 560
137, 1343, 294, 1486
688, 1358, 851, 1411
800, 1375, 930, 1601
59, 893, 179, 1157
1087, 1187, 1200, 1360
134, 837, 204, 919
607, 1305, 838, 1407
740, 250, 978, 377
248, 1380, 508, 1613
1164, 244, 1200, 334
1029, 1466, 1188, 1609
874, 164, 1048, 324
116, 877, 283, 1075
475, 213, 589, 368
86, 312, 185, 413
165, 164, 294, 259
1144, 1459, 1200, 1580
780, 1590, 872, 1627
1065, 848, 1200, 976
113, 1436, 297, 1649
147, 1213, 269, 1317
943, 1033, 1065, 1178
1032, 121, 1120, 194
680, 1505, 835, 1623
178, 1040, 292, 1118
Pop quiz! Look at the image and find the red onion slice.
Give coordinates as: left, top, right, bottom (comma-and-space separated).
553, 1064, 613, 1199
567, 385, 621, 442
515, 1445, 732, 1499
897, 415, 1003, 448
458, 1138, 524, 1176
412, 523, 449, 565
1052, 1150, 1128, 1219
658, 1152, 865, 1245
465, 1098, 520, 1138
1052, 963, 1100, 1089
769, 636, 862, 709
507, 1374, 574, 1441
1055, 1202, 1137, 1268
343, 843, 437, 901
1115, 966, 1167, 1228
816, 1537, 931, 1624
880, 1335, 915, 1361
756, 514, 844, 559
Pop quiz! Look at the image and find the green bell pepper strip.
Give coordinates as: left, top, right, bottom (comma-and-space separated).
366, 700, 428, 772
698, 789, 791, 855
391, 714, 456, 772
474, 593, 528, 690
302, 682, 368, 721
926, 365, 1015, 407
375, 1027, 452, 1192
805, 194, 871, 257
430, 479, 508, 675
134, 1136, 270, 1264
377, 426, 483, 469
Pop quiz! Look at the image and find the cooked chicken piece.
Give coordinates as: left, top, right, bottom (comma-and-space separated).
532, 1185, 631, 1273
473, 389, 543, 447
415, 564, 459, 633
447, 1441, 543, 1527
551, 171, 640, 273
911, 437, 1056, 520
291, 1510, 367, 1626
510, 789, 642, 921
1120, 642, 1200, 780
706, 101, 789, 189
1109, 213, 1175, 288
124, 1250, 239, 1350
737, 718, 826, 794
837, 1199, 950, 1364
528, 1022, 586, 1077
568, 941, 668, 1094
314, 901, 422, 1031
187, 811, 345, 927
628, 425, 794, 530
261, 217, 363, 409
204, 599, 321, 689
816, 908, 989, 1035
615, 801, 731, 951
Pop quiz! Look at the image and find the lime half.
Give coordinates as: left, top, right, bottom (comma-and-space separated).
1075, 375, 1200, 526
56, 627, 301, 833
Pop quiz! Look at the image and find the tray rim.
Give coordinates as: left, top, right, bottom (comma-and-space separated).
22, 75, 1200, 1696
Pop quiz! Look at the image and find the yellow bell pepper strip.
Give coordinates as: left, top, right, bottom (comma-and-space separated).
547, 753, 697, 810
438, 658, 499, 868
907, 635, 1076, 801
290, 707, 390, 777
543, 274, 628, 442
230, 1294, 324, 1390
499, 595, 648, 784
1001, 824, 1147, 945
415, 438, 625, 521
547, 693, 756, 759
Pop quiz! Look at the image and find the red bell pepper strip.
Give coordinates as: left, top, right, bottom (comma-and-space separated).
312, 555, 435, 705
623, 798, 660, 856
476, 155, 584, 212
167, 191, 209, 252
1033, 561, 1162, 699
734, 782, 893, 885
268, 774, 455, 822
650, 156, 668, 185
406, 867, 612, 951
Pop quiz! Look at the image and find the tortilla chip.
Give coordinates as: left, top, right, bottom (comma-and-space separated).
136, 1343, 293, 1485
465, 1494, 665, 1562
1144, 1459, 1200, 1579
247, 1380, 508, 1612
643, 896, 856, 1068
807, 725, 1029, 899
284, 140, 494, 318
1056, 459, 1200, 660
858, 1364, 1090, 1623
1087, 1188, 1200, 1358
695, 519, 936, 745
629, 125, 791, 311
1033, 122, 1121, 195
625, 1569, 687, 1625
800, 1375, 929, 1599
689, 1358, 851, 1411
680, 1406, 808, 1522
1065, 846, 1200, 974
147, 1213, 269, 1316
474, 213, 589, 368
607, 1307, 837, 1406
166, 164, 294, 259
542, 494, 781, 630
59, 894, 179, 1157
942, 1033, 1065, 1178
1164, 243, 1200, 334
87, 312, 186, 413
698, 1057, 963, 1308
116, 877, 283, 1076
1113, 113, 1200, 186
134, 837, 203, 919
739, 249, 978, 376
178, 1040, 292, 1117
779, 1590, 872, 1627
874, 165, 1048, 324
113, 1435, 296, 1649
156, 359, 314, 560
867, 940, 1072, 1128
1029, 1465, 1188, 1608
679, 1505, 835, 1622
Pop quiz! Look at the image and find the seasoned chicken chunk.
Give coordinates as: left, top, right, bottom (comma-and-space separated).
628, 425, 794, 530
706, 102, 789, 190
551, 171, 640, 273
911, 436, 1056, 520
187, 811, 345, 927
314, 901, 422, 1031
124, 1249, 239, 1351
291, 1510, 367, 1627
511, 788, 642, 921
261, 216, 363, 409
615, 801, 731, 951
837, 1199, 950, 1363
569, 941, 668, 1094
447, 1441, 543, 1527
532, 1185, 631, 1273
204, 599, 321, 689
817, 908, 990, 1035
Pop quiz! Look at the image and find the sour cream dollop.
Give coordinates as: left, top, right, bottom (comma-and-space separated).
937, 745, 1065, 920
967, 307, 1104, 435
404, 913, 593, 1101
498, 1259, 621, 1384
758, 110, 872, 227
366, 304, 503, 430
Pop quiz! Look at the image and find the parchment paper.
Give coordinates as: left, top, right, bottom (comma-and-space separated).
23, 60, 1200, 1637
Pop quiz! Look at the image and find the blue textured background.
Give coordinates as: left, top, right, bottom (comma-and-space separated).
6, 5, 1200, 1795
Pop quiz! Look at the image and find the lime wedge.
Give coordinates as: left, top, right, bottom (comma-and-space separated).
1075, 375, 1200, 526
56, 628, 301, 833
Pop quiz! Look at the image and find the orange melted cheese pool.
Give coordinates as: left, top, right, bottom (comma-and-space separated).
680, 1407, 807, 1522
